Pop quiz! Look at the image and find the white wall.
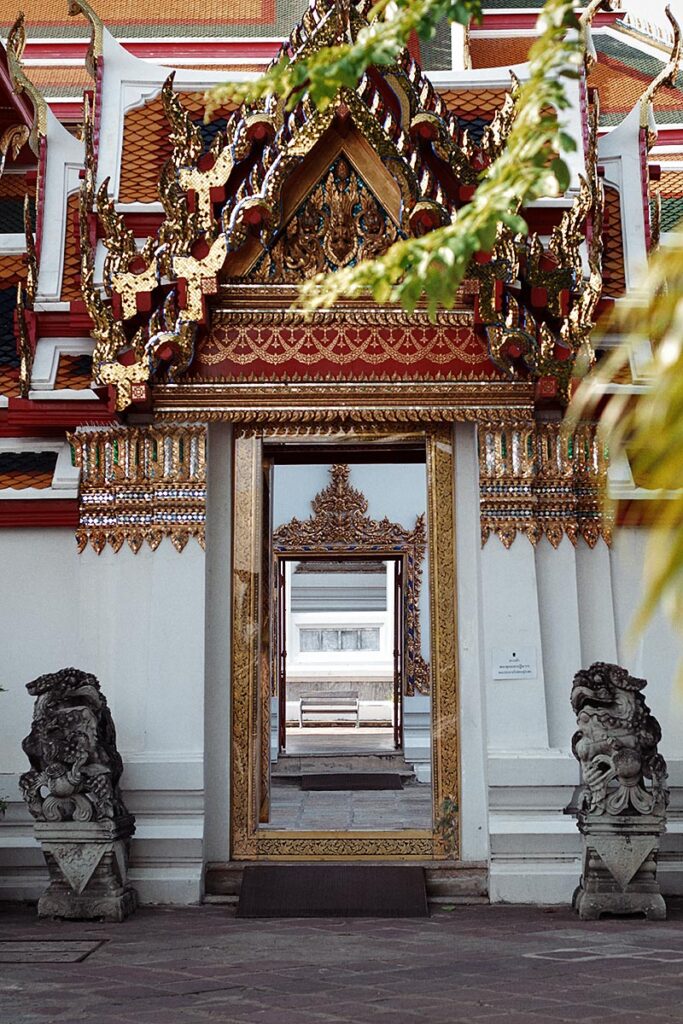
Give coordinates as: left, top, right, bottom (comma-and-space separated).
0, 528, 206, 904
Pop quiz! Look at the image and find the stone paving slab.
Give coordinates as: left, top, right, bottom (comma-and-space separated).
1, 901, 683, 1023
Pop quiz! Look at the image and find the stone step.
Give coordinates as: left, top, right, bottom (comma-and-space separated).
204, 862, 489, 905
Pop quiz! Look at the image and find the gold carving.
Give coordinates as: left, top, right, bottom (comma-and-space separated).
153, 379, 534, 425
16, 284, 32, 400
0, 124, 29, 177
251, 157, 399, 283
230, 426, 459, 861
67, 0, 104, 81
68, 425, 206, 554
201, 306, 481, 372
273, 464, 430, 696
426, 427, 459, 849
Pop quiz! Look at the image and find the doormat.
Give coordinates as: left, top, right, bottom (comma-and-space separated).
0, 940, 105, 963
237, 864, 428, 918
301, 772, 403, 790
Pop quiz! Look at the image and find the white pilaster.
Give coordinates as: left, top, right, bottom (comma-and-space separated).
535, 535, 583, 750
482, 536, 549, 750
576, 540, 618, 666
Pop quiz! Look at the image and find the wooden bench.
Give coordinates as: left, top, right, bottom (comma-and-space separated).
298, 692, 360, 728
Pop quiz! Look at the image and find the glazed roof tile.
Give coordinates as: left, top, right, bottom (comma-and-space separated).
0, 0, 300, 39
0, 253, 27, 282
0, 451, 57, 489
469, 36, 533, 69
0, 285, 18, 389
119, 91, 237, 204
20, 65, 92, 98
439, 87, 510, 118
60, 192, 82, 302
591, 36, 683, 125
54, 353, 93, 390
651, 169, 683, 232
602, 184, 626, 298
0, 365, 20, 399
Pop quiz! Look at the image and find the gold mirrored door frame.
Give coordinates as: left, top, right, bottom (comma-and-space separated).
230, 426, 459, 860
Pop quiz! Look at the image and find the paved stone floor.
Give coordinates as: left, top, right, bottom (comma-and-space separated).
2, 900, 683, 1024
266, 778, 432, 830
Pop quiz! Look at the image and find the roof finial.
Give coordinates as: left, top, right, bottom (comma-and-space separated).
6, 14, 48, 154
67, 0, 104, 81
640, 5, 682, 139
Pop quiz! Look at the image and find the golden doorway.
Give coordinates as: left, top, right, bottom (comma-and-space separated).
230, 426, 459, 860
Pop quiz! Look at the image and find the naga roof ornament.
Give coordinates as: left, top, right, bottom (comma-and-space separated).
78, 0, 604, 412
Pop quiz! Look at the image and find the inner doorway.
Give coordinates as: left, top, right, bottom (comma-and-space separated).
276, 556, 404, 756
265, 459, 433, 833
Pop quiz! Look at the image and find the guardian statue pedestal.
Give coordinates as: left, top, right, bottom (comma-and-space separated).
571, 662, 668, 920
20, 668, 137, 921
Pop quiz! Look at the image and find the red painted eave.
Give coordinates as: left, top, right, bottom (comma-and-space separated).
0, 498, 79, 528
477, 10, 623, 30
3, 395, 117, 434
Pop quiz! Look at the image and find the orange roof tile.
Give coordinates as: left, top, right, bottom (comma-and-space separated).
652, 170, 683, 197
21, 65, 91, 98
588, 59, 683, 120
119, 91, 237, 205
602, 184, 626, 299
0, 175, 36, 200
469, 36, 533, 69
439, 87, 510, 119
54, 352, 93, 390
60, 192, 81, 302
0, 252, 27, 283
0, 450, 57, 489
0, 0, 277, 37
0, 366, 20, 399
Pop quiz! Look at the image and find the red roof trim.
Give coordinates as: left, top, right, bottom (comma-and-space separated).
0, 497, 78, 528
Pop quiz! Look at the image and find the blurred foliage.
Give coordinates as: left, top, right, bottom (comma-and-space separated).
297, 0, 581, 315
571, 234, 683, 638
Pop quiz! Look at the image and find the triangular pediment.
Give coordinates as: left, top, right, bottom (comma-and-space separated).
246, 149, 404, 283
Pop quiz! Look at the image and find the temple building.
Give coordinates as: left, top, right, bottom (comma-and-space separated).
0, 0, 682, 907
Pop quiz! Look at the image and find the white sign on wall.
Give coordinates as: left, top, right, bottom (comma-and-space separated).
492, 646, 537, 680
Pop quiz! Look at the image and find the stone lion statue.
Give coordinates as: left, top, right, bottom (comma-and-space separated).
570, 661, 668, 817
20, 668, 128, 822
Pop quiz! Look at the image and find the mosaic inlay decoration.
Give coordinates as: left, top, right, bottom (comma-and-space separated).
68, 425, 206, 553
479, 421, 610, 549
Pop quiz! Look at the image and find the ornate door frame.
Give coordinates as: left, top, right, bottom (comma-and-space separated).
230, 424, 460, 860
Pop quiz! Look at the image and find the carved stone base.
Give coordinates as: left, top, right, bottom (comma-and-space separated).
34, 816, 137, 922
574, 815, 667, 920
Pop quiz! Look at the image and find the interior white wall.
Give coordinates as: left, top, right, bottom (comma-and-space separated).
0, 528, 205, 905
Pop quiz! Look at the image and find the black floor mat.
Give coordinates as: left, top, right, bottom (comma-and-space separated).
237, 864, 428, 917
301, 772, 403, 790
